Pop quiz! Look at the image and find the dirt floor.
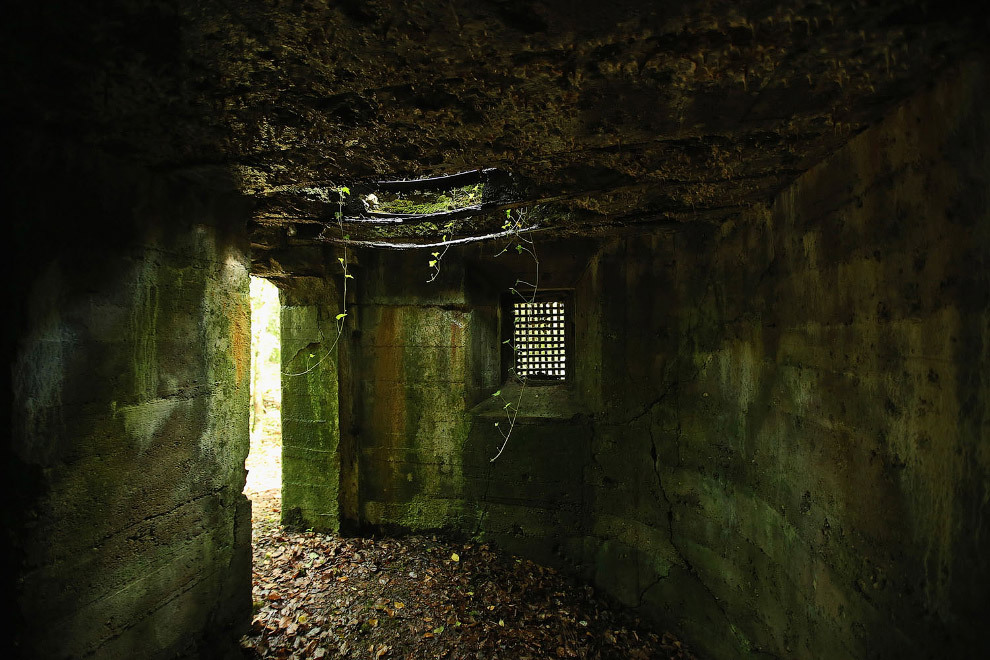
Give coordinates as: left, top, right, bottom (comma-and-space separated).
242, 398, 695, 660
241, 490, 697, 658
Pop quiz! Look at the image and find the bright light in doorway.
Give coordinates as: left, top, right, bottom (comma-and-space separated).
246, 276, 282, 498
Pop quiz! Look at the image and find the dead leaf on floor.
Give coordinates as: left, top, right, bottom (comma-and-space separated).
241, 489, 699, 660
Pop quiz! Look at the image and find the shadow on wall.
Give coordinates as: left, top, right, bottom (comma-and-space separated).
278, 59, 990, 660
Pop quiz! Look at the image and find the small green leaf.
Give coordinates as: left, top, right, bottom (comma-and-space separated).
335, 313, 347, 320
343, 234, 350, 240
494, 422, 499, 427
429, 260, 437, 267
345, 274, 354, 279
502, 339, 511, 344
338, 257, 345, 264
505, 209, 511, 218
492, 390, 501, 397
339, 186, 350, 195
442, 235, 448, 242
431, 251, 440, 257
335, 211, 343, 219
503, 402, 512, 409
515, 244, 524, 253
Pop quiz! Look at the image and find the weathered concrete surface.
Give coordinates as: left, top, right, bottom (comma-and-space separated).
349, 251, 483, 532
582, 57, 989, 659
6, 1, 984, 247
7, 1, 988, 656
280, 275, 343, 532
343, 58, 989, 659
651, 57, 989, 658
336, 240, 600, 535
7, 145, 252, 659
193, 0, 987, 224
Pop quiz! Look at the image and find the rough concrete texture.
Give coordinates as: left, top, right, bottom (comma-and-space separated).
8, 1, 984, 246
635, 57, 990, 658
7, 146, 252, 659
6, 1, 989, 656
280, 275, 343, 532
318, 58, 988, 659
349, 251, 483, 532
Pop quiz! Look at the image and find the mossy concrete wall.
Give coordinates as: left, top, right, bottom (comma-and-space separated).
280, 276, 343, 532
631, 58, 989, 658
339, 58, 989, 659
338, 243, 596, 538
348, 251, 494, 531
7, 145, 252, 658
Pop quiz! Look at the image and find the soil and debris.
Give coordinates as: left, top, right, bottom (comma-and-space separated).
240, 489, 697, 660
241, 347, 696, 660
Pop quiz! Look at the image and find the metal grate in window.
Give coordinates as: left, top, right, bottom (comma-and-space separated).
512, 297, 567, 380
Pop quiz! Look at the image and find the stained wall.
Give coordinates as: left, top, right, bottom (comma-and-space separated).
280, 275, 344, 532
7, 145, 252, 659
321, 58, 989, 659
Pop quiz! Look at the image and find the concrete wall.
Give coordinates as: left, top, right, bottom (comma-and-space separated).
320, 243, 597, 541
637, 57, 990, 658
280, 276, 343, 532
332, 58, 989, 659
7, 146, 252, 659
349, 251, 490, 532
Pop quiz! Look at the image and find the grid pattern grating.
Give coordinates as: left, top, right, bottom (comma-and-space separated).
512, 298, 567, 380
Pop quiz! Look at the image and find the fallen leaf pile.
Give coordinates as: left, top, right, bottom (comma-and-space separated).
241, 489, 698, 660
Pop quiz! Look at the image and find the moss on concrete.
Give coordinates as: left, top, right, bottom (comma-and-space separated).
336, 60, 990, 660
9, 152, 252, 659
280, 278, 343, 533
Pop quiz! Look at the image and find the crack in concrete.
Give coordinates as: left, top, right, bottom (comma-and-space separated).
288, 341, 323, 365
621, 230, 736, 623
624, 231, 718, 427
586, 414, 606, 482
93, 486, 229, 548
87, 563, 221, 656
631, 229, 788, 660
636, 572, 666, 608
646, 408, 736, 630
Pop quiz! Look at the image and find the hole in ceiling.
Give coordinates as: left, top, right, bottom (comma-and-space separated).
365, 181, 483, 215
352, 168, 517, 220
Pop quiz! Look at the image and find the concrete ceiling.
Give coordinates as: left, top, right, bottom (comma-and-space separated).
5, 1, 986, 252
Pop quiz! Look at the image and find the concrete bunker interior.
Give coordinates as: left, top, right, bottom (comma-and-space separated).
5, 1, 989, 658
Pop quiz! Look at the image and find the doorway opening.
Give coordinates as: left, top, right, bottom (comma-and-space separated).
245, 275, 282, 518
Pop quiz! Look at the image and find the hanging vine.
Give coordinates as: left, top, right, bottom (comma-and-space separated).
283, 185, 353, 378
426, 221, 457, 283
487, 208, 540, 462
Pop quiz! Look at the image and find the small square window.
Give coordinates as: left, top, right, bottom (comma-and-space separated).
504, 292, 572, 382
